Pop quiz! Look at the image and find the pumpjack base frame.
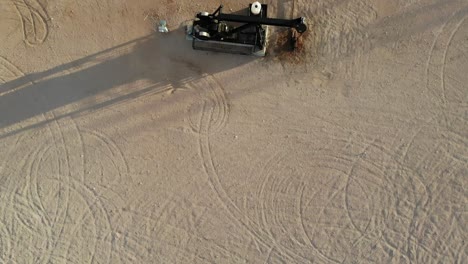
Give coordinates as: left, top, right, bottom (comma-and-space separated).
188, 4, 277, 56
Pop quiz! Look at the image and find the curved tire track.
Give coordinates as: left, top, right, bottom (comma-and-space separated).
188, 75, 230, 135
11, 0, 49, 46
0, 111, 131, 263
195, 92, 314, 262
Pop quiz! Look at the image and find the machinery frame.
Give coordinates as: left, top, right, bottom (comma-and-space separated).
188, 2, 307, 56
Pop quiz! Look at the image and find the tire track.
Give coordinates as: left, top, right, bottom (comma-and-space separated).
11, 0, 49, 46
371, 156, 429, 262
261, 150, 376, 263
208, 75, 230, 133
425, 14, 452, 103
46, 175, 116, 264
374, 118, 435, 259
410, 164, 463, 261
115, 190, 219, 263
418, 9, 468, 262
110, 149, 220, 262
344, 141, 375, 237
296, 177, 344, 264
117, 196, 184, 262
0, 104, 127, 262
0, 56, 30, 97
38, 129, 115, 263
188, 75, 230, 135
267, 125, 459, 263
49, 118, 115, 263
384, 146, 463, 262
0, 134, 27, 262
256, 153, 315, 262
47, 115, 131, 263
28, 143, 54, 227
2, 80, 83, 262
2, 139, 53, 263
80, 128, 132, 185
22, 142, 55, 263
0, 56, 24, 83
0, 221, 12, 263
263, 246, 274, 264
290, 153, 372, 263
40, 113, 74, 264
425, 7, 468, 122
441, 15, 467, 108
258, 151, 366, 263
196, 100, 314, 262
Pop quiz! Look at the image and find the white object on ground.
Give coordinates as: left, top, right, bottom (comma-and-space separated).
158, 20, 169, 33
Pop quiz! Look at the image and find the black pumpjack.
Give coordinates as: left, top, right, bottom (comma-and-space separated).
188, 2, 308, 56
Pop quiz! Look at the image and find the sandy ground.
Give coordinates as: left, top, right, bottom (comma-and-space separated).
0, 0, 467, 263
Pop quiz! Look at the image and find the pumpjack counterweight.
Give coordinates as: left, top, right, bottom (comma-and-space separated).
187, 2, 308, 56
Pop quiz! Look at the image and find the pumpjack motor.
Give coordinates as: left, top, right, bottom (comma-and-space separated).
187, 1, 308, 56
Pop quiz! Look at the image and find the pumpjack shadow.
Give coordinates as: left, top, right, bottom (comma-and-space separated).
0, 30, 254, 138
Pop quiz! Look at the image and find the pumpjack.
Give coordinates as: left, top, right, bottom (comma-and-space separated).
187, 1, 307, 56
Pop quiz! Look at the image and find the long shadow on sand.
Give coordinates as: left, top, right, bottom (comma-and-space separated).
0, 29, 255, 138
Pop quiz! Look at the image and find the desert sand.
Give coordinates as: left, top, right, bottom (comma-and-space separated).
0, 0, 466, 263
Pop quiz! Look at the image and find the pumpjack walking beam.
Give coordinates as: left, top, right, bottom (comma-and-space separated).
207, 5, 307, 34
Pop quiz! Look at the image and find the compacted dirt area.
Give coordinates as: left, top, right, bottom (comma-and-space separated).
0, 0, 467, 263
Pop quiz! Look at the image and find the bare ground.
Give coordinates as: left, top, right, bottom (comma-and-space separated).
0, 0, 467, 263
